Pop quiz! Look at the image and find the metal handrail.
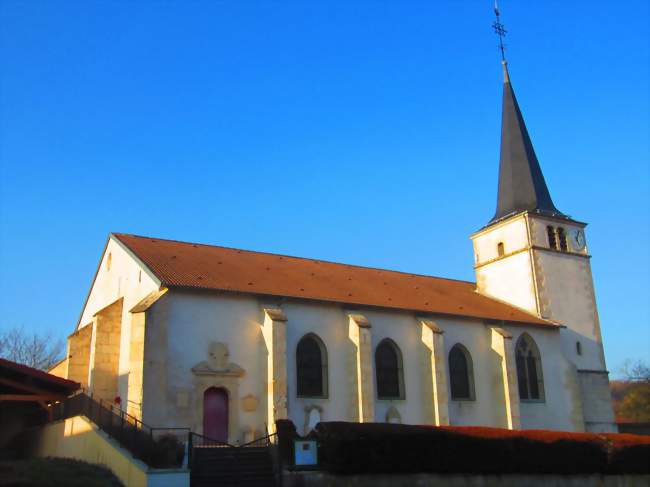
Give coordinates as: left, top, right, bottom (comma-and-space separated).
187, 431, 278, 469
188, 431, 277, 449
44, 392, 189, 468
239, 432, 277, 448
43, 391, 276, 471
188, 431, 235, 448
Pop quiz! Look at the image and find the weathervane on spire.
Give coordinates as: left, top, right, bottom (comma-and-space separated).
492, 0, 507, 62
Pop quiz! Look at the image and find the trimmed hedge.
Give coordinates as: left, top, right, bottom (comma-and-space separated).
276, 421, 650, 475
603, 433, 650, 474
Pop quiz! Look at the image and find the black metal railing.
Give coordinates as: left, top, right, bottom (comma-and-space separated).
46, 392, 189, 468
187, 430, 277, 467
240, 432, 277, 448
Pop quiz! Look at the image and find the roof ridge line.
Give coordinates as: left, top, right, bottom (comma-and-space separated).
112, 232, 477, 286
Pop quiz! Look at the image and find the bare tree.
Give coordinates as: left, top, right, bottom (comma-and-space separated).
0, 326, 65, 371
620, 359, 650, 382
612, 359, 650, 422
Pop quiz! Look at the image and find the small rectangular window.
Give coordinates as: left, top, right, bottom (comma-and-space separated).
497, 242, 505, 257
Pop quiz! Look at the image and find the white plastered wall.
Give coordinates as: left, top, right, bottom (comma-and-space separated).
360, 309, 428, 426
527, 216, 604, 371
506, 326, 585, 431
285, 302, 355, 429
473, 215, 530, 263
527, 217, 615, 432
141, 291, 268, 440
471, 213, 614, 432
472, 216, 538, 314
439, 318, 504, 428
139, 289, 583, 440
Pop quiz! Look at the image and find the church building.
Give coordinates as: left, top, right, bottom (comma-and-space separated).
51, 60, 617, 442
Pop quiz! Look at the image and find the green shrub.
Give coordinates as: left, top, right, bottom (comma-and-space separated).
150, 433, 185, 468
0, 458, 123, 487
275, 421, 650, 475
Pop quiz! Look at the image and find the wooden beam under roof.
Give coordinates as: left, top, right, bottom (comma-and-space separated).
0, 394, 65, 402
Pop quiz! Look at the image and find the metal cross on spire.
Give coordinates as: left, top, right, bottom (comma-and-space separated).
492, 0, 507, 61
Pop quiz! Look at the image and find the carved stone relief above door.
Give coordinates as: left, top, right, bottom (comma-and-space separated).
192, 342, 245, 377
191, 342, 245, 443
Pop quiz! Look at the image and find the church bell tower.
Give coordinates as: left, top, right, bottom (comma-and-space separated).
470, 41, 616, 431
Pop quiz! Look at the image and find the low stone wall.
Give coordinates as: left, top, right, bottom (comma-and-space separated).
283, 470, 650, 487
25, 415, 189, 487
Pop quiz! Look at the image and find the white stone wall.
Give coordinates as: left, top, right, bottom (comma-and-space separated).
473, 216, 538, 314
578, 371, 617, 432
532, 245, 605, 371
441, 318, 507, 428
363, 309, 426, 426
141, 291, 268, 440
471, 213, 615, 432
285, 302, 355, 427
508, 327, 584, 431
473, 216, 531, 263
75, 236, 161, 405
139, 290, 582, 440
72, 232, 597, 437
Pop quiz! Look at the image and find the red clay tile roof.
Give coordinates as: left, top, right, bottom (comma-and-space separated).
114, 233, 554, 327
0, 357, 80, 392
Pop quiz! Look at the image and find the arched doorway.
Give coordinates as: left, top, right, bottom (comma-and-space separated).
203, 387, 229, 442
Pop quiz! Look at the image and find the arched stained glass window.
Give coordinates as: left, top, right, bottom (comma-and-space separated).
449, 344, 475, 400
296, 334, 328, 397
515, 334, 545, 401
375, 339, 404, 399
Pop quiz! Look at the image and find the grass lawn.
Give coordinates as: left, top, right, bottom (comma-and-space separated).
0, 457, 123, 487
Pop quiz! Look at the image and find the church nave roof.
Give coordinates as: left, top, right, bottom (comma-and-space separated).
113, 233, 554, 327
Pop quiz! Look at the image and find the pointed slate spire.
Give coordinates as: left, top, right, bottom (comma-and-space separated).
489, 62, 565, 224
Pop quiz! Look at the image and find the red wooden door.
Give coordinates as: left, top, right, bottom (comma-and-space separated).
203, 387, 228, 442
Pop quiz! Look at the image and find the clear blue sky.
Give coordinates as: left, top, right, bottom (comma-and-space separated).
1, 1, 648, 376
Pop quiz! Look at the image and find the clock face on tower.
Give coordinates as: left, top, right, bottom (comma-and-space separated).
571, 229, 586, 251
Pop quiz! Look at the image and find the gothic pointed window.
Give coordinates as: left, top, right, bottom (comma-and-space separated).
375, 339, 404, 399
515, 334, 545, 401
296, 334, 328, 398
497, 242, 505, 257
448, 344, 475, 400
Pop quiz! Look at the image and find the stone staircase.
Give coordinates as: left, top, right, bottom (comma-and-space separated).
190, 445, 276, 487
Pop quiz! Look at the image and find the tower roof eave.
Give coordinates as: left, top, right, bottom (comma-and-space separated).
472, 209, 587, 237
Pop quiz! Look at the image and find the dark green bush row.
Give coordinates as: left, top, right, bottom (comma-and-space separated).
276, 420, 650, 475
608, 443, 650, 474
